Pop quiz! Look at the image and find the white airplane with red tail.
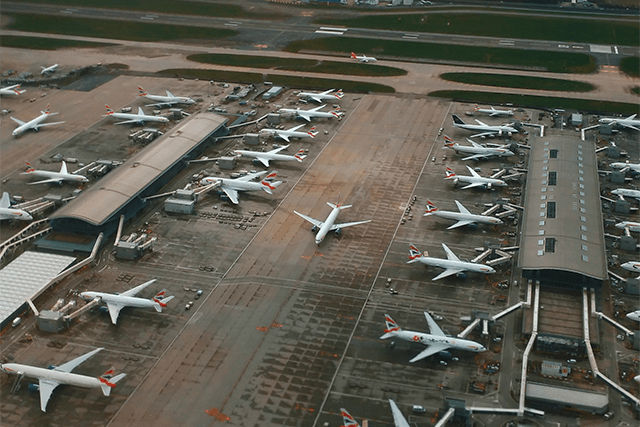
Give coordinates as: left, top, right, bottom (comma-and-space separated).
294, 201, 371, 245
407, 243, 495, 280
200, 170, 282, 204
260, 124, 318, 142
234, 145, 306, 167
297, 88, 344, 103
278, 104, 342, 122
424, 199, 502, 229
351, 52, 377, 63
0, 84, 26, 96
21, 161, 89, 185
445, 165, 507, 190
10, 104, 65, 136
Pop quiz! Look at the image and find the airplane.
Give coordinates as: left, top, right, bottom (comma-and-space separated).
610, 161, 640, 174
278, 104, 342, 122
80, 279, 174, 325
474, 104, 514, 117
21, 161, 89, 185
380, 312, 486, 362
40, 63, 59, 75
200, 170, 282, 204
103, 105, 169, 125
621, 261, 640, 273
297, 88, 344, 103
407, 243, 495, 281
259, 124, 318, 142
233, 145, 306, 167
10, 104, 65, 137
443, 135, 514, 161
424, 199, 502, 229
388, 399, 411, 427
451, 114, 518, 138
0, 84, 25, 96
0, 347, 126, 412
294, 202, 371, 245
445, 165, 508, 190
351, 52, 377, 63
0, 192, 32, 221
599, 114, 640, 132
138, 86, 195, 107
611, 188, 640, 201
615, 221, 640, 233
627, 310, 640, 322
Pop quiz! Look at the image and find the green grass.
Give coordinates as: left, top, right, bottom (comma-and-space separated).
286, 37, 597, 74
187, 53, 407, 77
156, 69, 395, 94
0, 35, 115, 50
632, 87, 640, 95
429, 90, 640, 115
6, 14, 238, 42
440, 73, 595, 92
316, 12, 640, 46
619, 56, 640, 78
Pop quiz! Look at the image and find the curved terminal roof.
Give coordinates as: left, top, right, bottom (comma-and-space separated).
519, 135, 607, 283
51, 112, 227, 227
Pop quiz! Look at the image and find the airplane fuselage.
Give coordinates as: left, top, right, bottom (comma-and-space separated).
105, 111, 168, 123
24, 170, 88, 184
612, 188, 640, 200
391, 329, 485, 353
315, 207, 341, 244
431, 210, 502, 227
610, 162, 640, 173
201, 177, 265, 193
81, 292, 155, 310
616, 221, 640, 233
278, 108, 338, 121
298, 91, 341, 102
413, 256, 495, 276
144, 94, 194, 106
621, 261, 640, 273
234, 150, 297, 163
476, 108, 513, 117
0, 364, 104, 391
447, 175, 507, 189
448, 143, 514, 158
600, 117, 640, 129
12, 113, 52, 136
260, 129, 314, 140
0, 207, 32, 221
627, 310, 640, 322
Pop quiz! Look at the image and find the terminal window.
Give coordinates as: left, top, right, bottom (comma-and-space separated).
546, 201, 556, 218
548, 171, 557, 186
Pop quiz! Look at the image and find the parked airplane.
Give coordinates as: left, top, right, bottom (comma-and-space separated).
0, 347, 125, 412
627, 310, 640, 322
445, 165, 507, 190
200, 171, 282, 204
259, 124, 318, 142
80, 279, 174, 325
0, 84, 25, 96
621, 261, 640, 273
21, 161, 89, 185
407, 243, 495, 280
340, 408, 361, 427
610, 161, 640, 174
389, 399, 411, 427
424, 200, 502, 229
234, 145, 306, 167
380, 312, 486, 362
474, 104, 514, 117
351, 52, 377, 63
278, 104, 342, 122
611, 188, 640, 201
138, 86, 195, 107
10, 104, 65, 136
599, 114, 640, 132
443, 135, 514, 161
451, 114, 518, 138
0, 192, 32, 221
103, 105, 169, 125
40, 63, 59, 75
615, 221, 640, 233
294, 202, 371, 245
297, 88, 344, 103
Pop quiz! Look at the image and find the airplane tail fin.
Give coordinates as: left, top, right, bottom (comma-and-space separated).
43, 104, 51, 115
474, 103, 480, 111
340, 408, 361, 427
407, 244, 424, 263
104, 105, 114, 115
138, 86, 147, 96
443, 134, 454, 147
152, 291, 174, 312
335, 89, 344, 99
424, 200, 438, 215
99, 368, 126, 396
380, 314, 401, 339
350, 52, 357, 59
327, 202, 352, 210
445, 166, 456, 179
308, 126, 318, 137
25, 162, 35, 173
294, 150, 307, 162
452, 114, 465, 125
261, 179, 282, 194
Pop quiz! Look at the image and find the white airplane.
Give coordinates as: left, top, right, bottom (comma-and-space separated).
610, 161, 640, 174
0, 192, 32, 221
200, 170, 282, 205
424, 200, 502, 229
294, 202, 371, 245
351, 52, 377, 63
40, 63, 59, 75
474, 104, 514, 117
21, 161, 89, 185
407, 243, 495, 281
297, 88, 344, 103
103, 105, 169, 125
380, 312, 486, 362
138, 86, 195, 107
0, 347, 125, 412
599, 114, 640, 132
443, 135, 514, 161
611, 188, 640, 201
452, 114, 518, 138
445, 166, 507, 190
0, 84, 25, 96
389, 399, 411, 427
80, 279, 174, 325
627, 310, 640, 322
616, 221, 640, 233
10, 104, 65, 137
278, 104, 342, 122
259, 124, 318, 142
621, 261, 640, 273
234, 145, 306, 167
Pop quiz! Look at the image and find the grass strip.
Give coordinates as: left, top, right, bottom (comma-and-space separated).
429, 90, 639, 115
440, 72, 595, 92
187, 53, 407, 77
0, 35, 115, 50
619, 56, 639, 78
6, 14, 237, 42
316, 12, 640, 46
285, 37, 596, 74
632, 87, 640, 96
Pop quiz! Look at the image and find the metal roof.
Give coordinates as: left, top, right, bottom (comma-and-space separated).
50, 112, 226, 226
519, 135, 607, 281
526, 382, 608, 410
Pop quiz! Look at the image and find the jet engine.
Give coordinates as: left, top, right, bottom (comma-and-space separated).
311, 225, 319, 233
334, 228, 342, 236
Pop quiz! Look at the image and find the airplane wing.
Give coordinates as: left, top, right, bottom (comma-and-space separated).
432, 268, 464, 281
106, 303, 125, 324
470, 131, 497, 138
388, 399, 411, 427
465, 165, 481, 178
467, 139, 484, 148
145, 101, 176, 107
424, 312, 446, 336
460, 182, 484, 190
287, 124, 305, 132
320, 89, 333, 95
0, 192, 10, 209
409, 343, 450, 362
447, 220, 475, 230
330, 219, 372, 231
121, 279, 157, 297
54, 348, 103, 373
441, 243, 460, 261
238, 171, 267, 181
36, 121, 66, 128
308, 95, 322, 103
254, 156, 270, 167
222, 188, 239, 204
619, 123, 640, 132
27, 178, 63, 185
278, 133, 291, 143
10, 117, 26, 126
166, 90, 175, 98
114, 119, 141, 125
454, 200, 470, 214
474, 119, 489, 127
297, 112, 312, 122
311, 104, 326, 112
294, 211, 324, 229
38, 379, 60, 412
461, 153, 490, 161
269, 144, 290, 154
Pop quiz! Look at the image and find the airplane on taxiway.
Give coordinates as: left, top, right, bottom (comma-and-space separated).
615, 221, 640, 233
294, 202, 371, 245
599, 114, 640, 132
138, 86, 195, 107
297, 88, 344, 103
21, 161, 89, 185
610, 161, 640, 174
445, 165, 507, 190
259, 124, 318, 142
40, 63, 59, 75
451, 114, 518, 138
80, 279, 174, 325
351, 52, 377, 63
10, 104, 65, 137
0, 348, 126, 412
443, 135, 514, 161
278, 104, 342, 122
474, 104, 514, 117
200, 171, 282, 205
234, 145, 306, 167
0, 84, 25, 96
611, 188, 640, 201
424, 200, 502, 229
407, 243, 495, 281
0, 192, 32, 221
103, 105, 169, 125
380, 312, 486, 362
